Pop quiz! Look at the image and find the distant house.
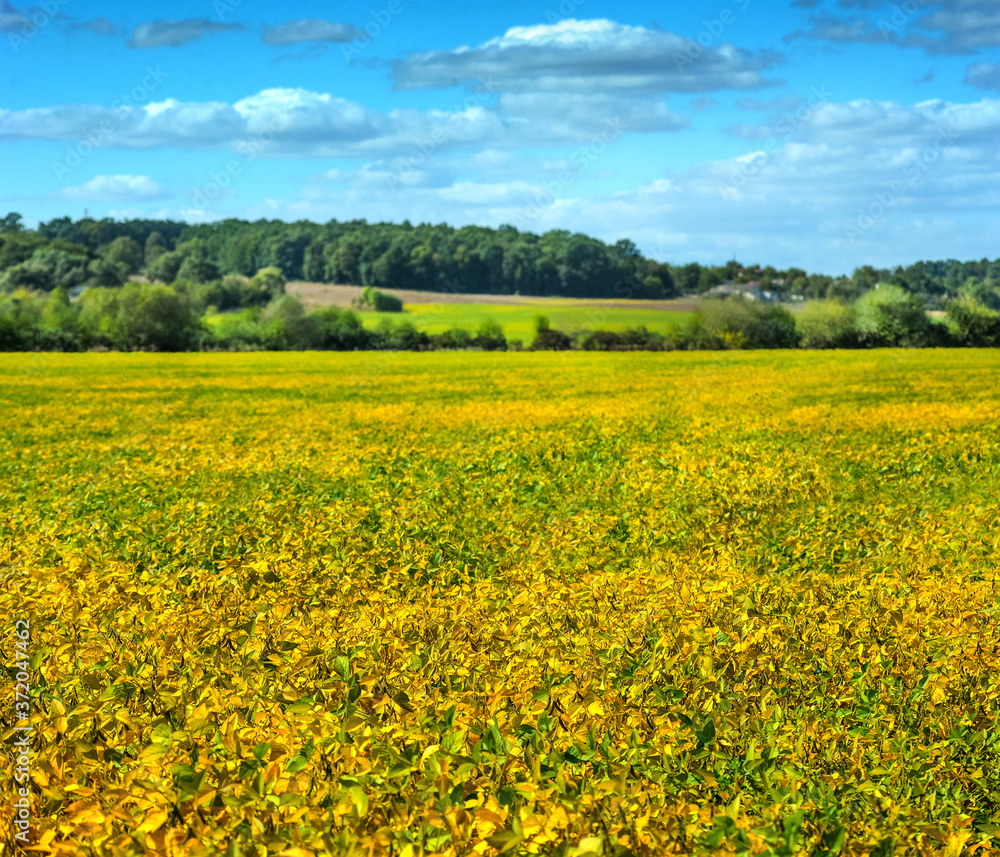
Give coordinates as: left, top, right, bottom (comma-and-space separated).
703, 281, 781, 303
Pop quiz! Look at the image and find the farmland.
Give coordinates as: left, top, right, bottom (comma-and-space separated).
285, 282, 696, 341
2, 350, 1000, 856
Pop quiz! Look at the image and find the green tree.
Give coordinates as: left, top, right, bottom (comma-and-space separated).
854, 284, 931, 347
250, 267, 287, 301
946, 297, 1000, 347
796, 300, 858, 349
114, 283, 203, 351
105, 236, 144, 274
261, 294, 317, 349
147, 250, 186, 284
144, 232, 167, 267
40, 287, 80, 342
697, 268, 722, 293
86, 258, 129, 288
0, 212, 25, 233
177, 255, 221, 284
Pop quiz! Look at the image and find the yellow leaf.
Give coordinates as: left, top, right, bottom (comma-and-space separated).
136, 808, 169, 834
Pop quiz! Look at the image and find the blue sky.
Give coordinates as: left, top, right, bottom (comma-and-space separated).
1, 0, 997, 273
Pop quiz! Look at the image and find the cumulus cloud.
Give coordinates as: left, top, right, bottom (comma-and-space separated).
128, 19, 245, 49
906, 3, 1000, 54
724, 96, 1000, 147
60, 95, 998, 272
194, 94, 994, 273
59, 175, 168, 202
496, 92, 689, 135
392, 18, 784, 94
965, 61, 1000, 91
0, 88, 687, 157
261, 19, 360, 45
783, 0, 1000, 54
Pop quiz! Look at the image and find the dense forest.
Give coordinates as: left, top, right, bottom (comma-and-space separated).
2, 212, 999, 305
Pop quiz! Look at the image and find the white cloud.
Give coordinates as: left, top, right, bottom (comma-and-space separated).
229, 97, 1000, 272
783, 12, 890, 44
392, 18, 784, 94
783, 0, 1000, 54
965, 61, 1000, 91
59, 175, 168, 202
128, 19, 245, 49
726, 97, 1000, 147
0, 87, 687, 157
261, 19, 360, 45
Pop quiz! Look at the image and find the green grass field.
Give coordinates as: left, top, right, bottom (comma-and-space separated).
361, 302, 692, 341
204, 301, 692, 343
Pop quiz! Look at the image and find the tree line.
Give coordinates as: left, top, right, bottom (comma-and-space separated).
0, 212, 998, 352
2, 212, 998, 305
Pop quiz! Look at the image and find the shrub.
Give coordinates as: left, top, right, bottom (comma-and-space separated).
354, 285, 403, 313
531, 327, 573, 351
580, 328, 666, 351
114, 283, 203, 351
212, 308, 266, 350
945, 297, 1000, 347
41, 287, 79, 338
250, 267, 287, 302
0, 290, 43, 349
698, 298, 799, 349
378, 319, 431, 350
261, 294, 318, 350
472, 319, 506, 351
854, 284, 931, 347
435, 328, 474, 350
796, 300, 858, 349
312, 307, 373, 350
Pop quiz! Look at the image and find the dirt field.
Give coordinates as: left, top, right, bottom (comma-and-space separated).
286, 281, 698, 312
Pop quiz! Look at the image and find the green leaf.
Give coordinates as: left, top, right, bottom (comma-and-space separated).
487, 831, 523, 853
286, 755, 309, 773
333, 655, 350, 681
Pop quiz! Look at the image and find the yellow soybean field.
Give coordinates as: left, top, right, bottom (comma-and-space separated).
2, 350, 1000, 857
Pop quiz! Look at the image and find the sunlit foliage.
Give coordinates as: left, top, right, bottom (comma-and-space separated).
1, 350, 999, 856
